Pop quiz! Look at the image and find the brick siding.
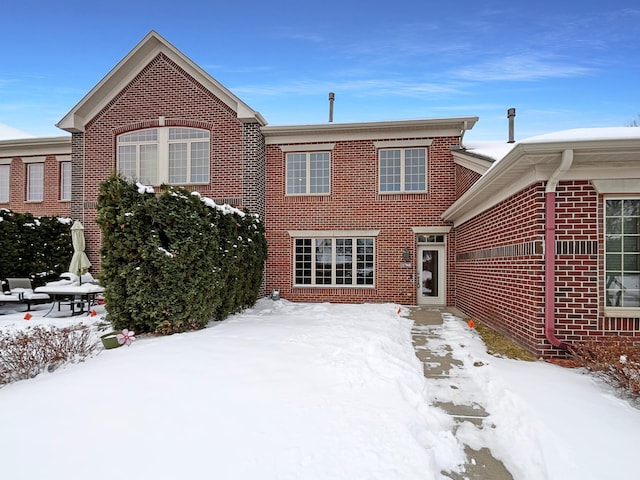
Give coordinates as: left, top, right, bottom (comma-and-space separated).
265, 136, 460, 305
0, 156, 71, 218
455, 180, 639, 357
76, 53, 251, 270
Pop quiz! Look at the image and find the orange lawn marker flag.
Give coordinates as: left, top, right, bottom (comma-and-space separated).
90, 309, 97, 317
24, 313, 32, 320
467, 319, 476, 328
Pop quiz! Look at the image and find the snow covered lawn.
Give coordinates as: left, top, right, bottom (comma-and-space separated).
1, 299, 639, 480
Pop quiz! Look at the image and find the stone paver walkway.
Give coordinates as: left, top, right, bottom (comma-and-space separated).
407, 306, 514, 480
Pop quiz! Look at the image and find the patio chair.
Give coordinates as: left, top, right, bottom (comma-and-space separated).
6, 278, 50, 311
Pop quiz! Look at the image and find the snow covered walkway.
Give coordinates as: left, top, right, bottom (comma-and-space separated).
408, 306, 513, 479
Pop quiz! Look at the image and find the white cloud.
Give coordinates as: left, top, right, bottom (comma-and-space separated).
0, 123, 34, 140
452, 54, 593, 82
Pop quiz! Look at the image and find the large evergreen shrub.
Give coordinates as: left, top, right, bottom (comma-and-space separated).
0, 209, 73, 286
96, 175, 267, 334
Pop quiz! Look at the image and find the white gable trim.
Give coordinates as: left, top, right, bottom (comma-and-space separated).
57, 31, 265, 133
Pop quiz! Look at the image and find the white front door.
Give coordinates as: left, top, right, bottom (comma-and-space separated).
417, 245, 446, 305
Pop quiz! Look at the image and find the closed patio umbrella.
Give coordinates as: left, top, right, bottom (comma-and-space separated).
69, 221, 92, 284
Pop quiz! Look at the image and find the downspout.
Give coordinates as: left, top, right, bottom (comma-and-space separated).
544, 149, 573, 350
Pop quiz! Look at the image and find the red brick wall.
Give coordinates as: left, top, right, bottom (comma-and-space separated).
455, 180, 639, 358
78, 53, 246, 269
455, 164, 481, 199
1, 156, 71, 217
454, 183, 546, 353
265, 136, 460, 305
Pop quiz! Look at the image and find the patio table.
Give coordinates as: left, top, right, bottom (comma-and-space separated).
34, 284, 104, 317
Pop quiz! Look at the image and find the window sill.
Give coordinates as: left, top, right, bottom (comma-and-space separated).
25, 200, 43, 203
604, 308, 640, 319
293, 285, 375, 289
378, 190, 427, 195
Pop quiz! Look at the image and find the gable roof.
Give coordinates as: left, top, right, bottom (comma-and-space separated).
444, 127, 640, 226
57, 31, 266, 133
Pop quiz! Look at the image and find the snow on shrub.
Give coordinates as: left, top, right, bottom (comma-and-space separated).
96, 174, 267, 334
0, 325, 96, 386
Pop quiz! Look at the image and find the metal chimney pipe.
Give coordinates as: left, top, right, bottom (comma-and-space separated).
328, 92, 335, 122
507, 107, 516, 143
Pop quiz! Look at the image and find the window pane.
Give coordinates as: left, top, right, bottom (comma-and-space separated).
60, 162, 71, 201
168, 143, 187, 183
295, 239, 312, 285
140, 144, 158, 185
27, 163, 44, 201
169, 128, 209, 140
607, 254, 622, 270
356, 238, 374, 285
119, 129, 157, 142
309, 152, 330, 194
623, 199, 640, 217
606, 199, 621, 216
379, 150, 401, 192
335, 239, 353, 285
190, 141, 209, 183
404, 148, 426, 191
606, 217, 621, 234
286, 153, 307, 194
606, 198, 640, 308
315, 239, 333, 285
0, 165, 9, 203
118, 145, 137, 180
606, 235, 622, 252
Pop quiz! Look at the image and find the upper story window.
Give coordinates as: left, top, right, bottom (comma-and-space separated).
605, 198, 640, 308
286, 152, 330, 195
0, 164, 9, 203
60, 161, 71, 201
379, 147, 427, 193
27, 163, 44, 202
117, 127, 210, 185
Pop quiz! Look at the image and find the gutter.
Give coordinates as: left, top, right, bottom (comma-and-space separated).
544, 149, 573, 350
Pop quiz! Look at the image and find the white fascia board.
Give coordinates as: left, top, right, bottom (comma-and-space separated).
263, 117, 478, 145
0, 136, 71, 158
452, 151, 493, 175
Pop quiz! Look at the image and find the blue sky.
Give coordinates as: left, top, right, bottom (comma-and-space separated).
1, 0, 639, 141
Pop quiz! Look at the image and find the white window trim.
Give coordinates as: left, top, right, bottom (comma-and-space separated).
0, 164, 9, 203
285, 151, 331, 196
280, 143, 335, 153
292, 234, 376, 288
60, 161, 72, 201
603, 196, 640, 317
378, 147, 428, 194
117, 127, 210, 185
26, 162, 44, 202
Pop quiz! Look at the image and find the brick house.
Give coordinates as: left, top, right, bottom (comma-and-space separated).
1, 31, 639, 358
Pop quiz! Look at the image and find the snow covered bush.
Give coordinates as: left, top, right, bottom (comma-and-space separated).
96, 174, 267, 334
0, 325, 96, 386
0, 209, 73, 285
570, 338, 640, 402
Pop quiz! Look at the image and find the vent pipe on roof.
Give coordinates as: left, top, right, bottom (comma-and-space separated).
328, 92, 335, 122
507, 107, 516, 143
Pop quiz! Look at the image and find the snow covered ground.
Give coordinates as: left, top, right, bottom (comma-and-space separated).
1, 299, 639, 480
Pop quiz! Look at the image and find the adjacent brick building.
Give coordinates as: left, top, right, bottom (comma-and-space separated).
1, 31, 639, 358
